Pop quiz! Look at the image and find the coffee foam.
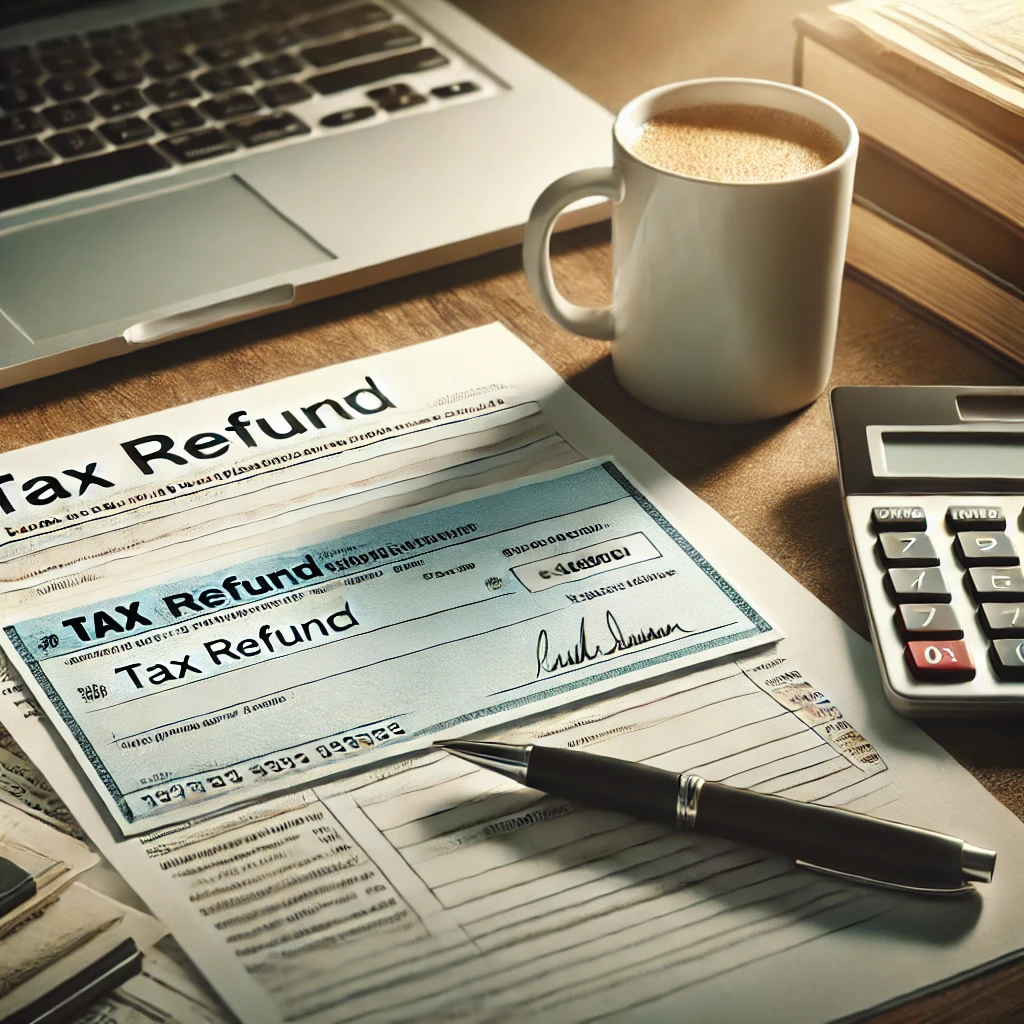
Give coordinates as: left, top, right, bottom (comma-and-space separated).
627, 104, 844, 183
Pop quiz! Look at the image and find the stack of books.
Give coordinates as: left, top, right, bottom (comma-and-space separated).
794, 0, 1023, 366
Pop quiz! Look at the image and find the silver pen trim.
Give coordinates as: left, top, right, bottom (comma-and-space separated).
676, 774, 704, 830
961, 842, 996, 884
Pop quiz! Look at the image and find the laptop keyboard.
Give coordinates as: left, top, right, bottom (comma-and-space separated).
0, 0, 489, 213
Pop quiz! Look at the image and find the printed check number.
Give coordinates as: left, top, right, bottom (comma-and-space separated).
1, 460, 775, 833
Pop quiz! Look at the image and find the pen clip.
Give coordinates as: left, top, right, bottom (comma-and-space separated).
794, 859, 976, 897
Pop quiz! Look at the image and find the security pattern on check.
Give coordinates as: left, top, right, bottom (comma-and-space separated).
1, 460, 777, 833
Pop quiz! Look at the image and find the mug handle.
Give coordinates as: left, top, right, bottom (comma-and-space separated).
522, 167, 623, 341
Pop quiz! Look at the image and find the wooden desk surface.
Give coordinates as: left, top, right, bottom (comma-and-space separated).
2, 1, 1023, 1019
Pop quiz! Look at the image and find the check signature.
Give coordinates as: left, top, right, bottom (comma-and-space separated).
535, 611, 694, 676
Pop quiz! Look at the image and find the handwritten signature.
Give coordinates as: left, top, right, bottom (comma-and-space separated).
535, 611, 690, 676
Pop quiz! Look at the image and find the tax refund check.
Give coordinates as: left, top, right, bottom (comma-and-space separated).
0, 460, 775, 833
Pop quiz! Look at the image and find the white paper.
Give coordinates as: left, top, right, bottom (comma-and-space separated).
1, 324, 1023, 1023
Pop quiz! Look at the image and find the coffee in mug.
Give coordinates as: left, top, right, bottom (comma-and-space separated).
627, 104, 844, 183
522, 78, 858, 424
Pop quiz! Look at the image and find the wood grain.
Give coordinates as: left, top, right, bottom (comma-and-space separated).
1, 1, 1023, 1019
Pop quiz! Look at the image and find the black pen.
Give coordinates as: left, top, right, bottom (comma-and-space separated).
436, 740, 996, 895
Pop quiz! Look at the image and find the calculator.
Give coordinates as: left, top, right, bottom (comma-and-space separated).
832, 386, 1024, 716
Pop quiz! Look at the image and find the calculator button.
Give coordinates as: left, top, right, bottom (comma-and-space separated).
979, 603, 1024, 639
904, 640, 975, 681
990, 640, 1024, 681
885, 568, 951, 603
967, 567, 1024, 602
877, 533, 939, 567
872, 507, 926, 532
895, 605, 963, 641
946, 506, 1005, 532
954, 532, 1019, 567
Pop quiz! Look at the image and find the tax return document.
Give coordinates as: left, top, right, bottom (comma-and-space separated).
0, 323, 1022, 1023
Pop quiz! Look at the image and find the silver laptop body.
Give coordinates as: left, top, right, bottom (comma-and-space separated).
0, 0, 612, 388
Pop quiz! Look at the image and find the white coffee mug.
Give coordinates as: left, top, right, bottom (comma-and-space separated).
523, 78, 858, 423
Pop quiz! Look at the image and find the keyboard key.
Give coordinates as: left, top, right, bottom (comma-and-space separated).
297, 4, 392, 39
187, 22, 235, 46
308, 48, 448, 95
980, 603, 1024, 639
258, 81, 312, 106
320, 105, 374, 127
94, 65, 144, 90
145, 78, 201, 106
43, 100, 94, 129
139, 15, 186, 34
45, 75, 93, 101
48, 127, 104, 158
142, 28, 192, 53
0, 138, 52, 172
904, 640, 975, 682
954, 531, 1019, 567
303, 26, 420, 68
91, 40, 144, 65
895, 604, 963, 641
197, 41, 252, 66
947, 506, 1005, 532
251, 54, 304, 80
161, 128, 235, 162
967, 566, 1024, 602
252, 27, 303, 53
100, 117, 155, 145
144, 52, 196, 79
0, 144, 169, 212
877, 532, 939, 568
41, 49, 93, 75
37, 35, 84, 51
0, 110, 45, 142
227, 110, 309, 146
0, 52, 43, 85
92, 88, 145, 118
0, 82, 45, 110
367, 83, 426, 111
989, 639, 1024, 681
871, 506, 926, 532
85, 25, 137, 45
197, 66, 253, 93
886, 567, 951, 603
432, 81, 479, 98
150, 105, 205, 134
202, 91, 260, 120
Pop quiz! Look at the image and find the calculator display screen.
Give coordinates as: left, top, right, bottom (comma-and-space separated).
882, 431, 1024, 478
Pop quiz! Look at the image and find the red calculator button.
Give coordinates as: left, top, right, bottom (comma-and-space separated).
904, 640, 975, 682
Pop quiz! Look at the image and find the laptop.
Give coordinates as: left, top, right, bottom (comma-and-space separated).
0, 0, 612, 388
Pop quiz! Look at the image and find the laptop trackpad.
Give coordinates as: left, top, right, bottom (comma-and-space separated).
0, 176, 333, 342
